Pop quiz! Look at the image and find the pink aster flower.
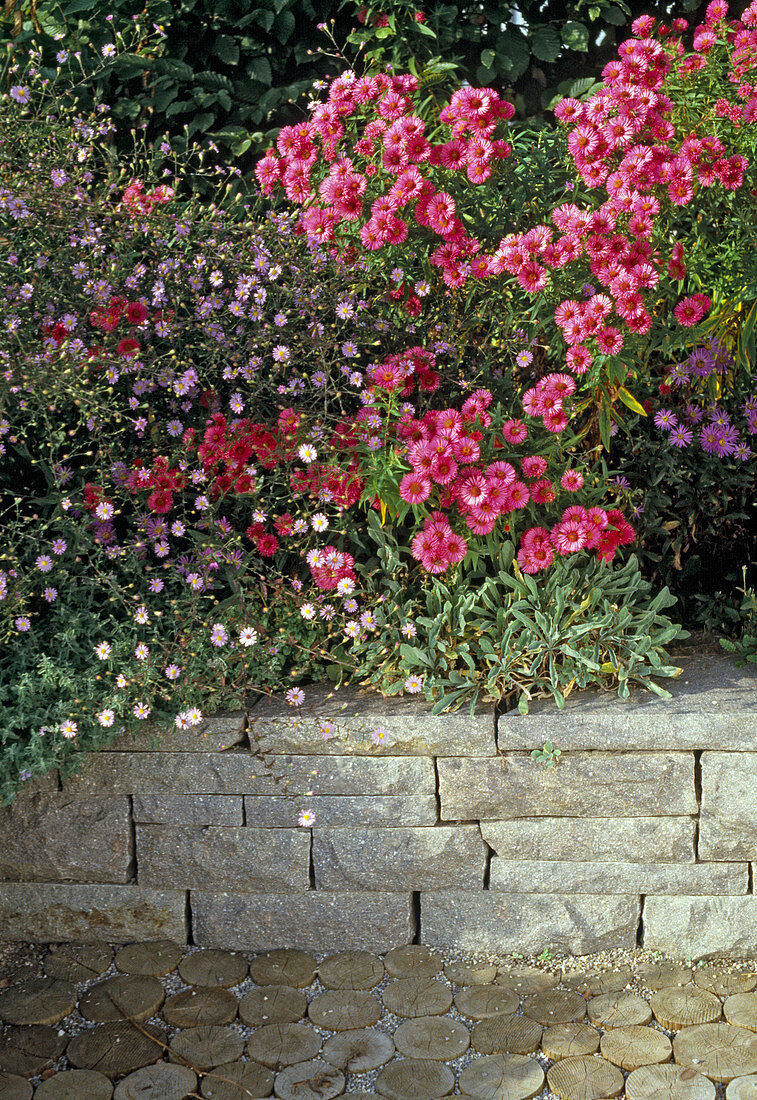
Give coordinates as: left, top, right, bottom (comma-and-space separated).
399, 472, 432, 504
502, 419, 528, 444
561, 469, 585, 491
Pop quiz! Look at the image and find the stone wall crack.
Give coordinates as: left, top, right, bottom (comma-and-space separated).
637, 894, 646, 947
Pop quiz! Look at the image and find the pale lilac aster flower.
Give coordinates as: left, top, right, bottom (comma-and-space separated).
60, 720, 78, 738
298, 809, 316, 827
371, 725, 389, 745
286, 687, 305, 707
404, 674, 423, 694
98, 709, 115, 727
654, 408, 678, 429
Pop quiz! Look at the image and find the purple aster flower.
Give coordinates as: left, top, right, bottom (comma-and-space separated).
668, 426, 693, 448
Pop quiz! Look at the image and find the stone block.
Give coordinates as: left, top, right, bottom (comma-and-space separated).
191, 890, 414, 953
699, 752, 757, 860
313, 826, 486, 890
496, 656, 757, 751
438, 753, 696, 820
644, 896, 757, 957
133, 795, 243, 825
249, 684, 495, 756
11, 771, 59, 795
244, 795, 437, 827
420, 891, 639, 954
136, 826, 310, 892
481, 817, 696, 863
63, 752, 434, 796
0, 794, 132, 883
489, 859, 747, 895
108, 710, 246, 751
0, 884, 187, 942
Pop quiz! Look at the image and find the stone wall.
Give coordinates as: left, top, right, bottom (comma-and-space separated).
1, 655, 756, 957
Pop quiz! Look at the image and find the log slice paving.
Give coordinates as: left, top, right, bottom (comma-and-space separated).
2, 941, 757, 1099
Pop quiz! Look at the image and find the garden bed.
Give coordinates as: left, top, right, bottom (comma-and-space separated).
1, 653, 756, 959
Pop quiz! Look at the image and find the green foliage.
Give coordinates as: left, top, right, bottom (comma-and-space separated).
1, 0, 341, 183
531, 741, 562, 765
719, 569, 757, 664
1, 0, 715, 176
608, 358, 757, 636
355, 549, 686, 714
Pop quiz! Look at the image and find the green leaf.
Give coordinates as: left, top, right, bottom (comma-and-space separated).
274, 10, 296, 42
616, 386, 647, 416
599, 402, 611, 450
61, 0, 98, 12
495, 27, 531, 80
565, 75, 598, 98
213, 34, 240, 66
602, 5, 628, 24
530, 25, 561, 63
562, 21, 589, 51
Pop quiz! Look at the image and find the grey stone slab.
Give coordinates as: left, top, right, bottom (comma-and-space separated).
107, 710, 246, 751
489, 859, 747, 895
313, 826, 486, 890
644, 896, 757, 957
132, 795, 243, 825
0, 884, 187, 943
10, 771, 59, 796
0, 794, 132, 883
62, 752, 434, 796
420, 891, 639, 954
438, 753, 696, 820
249, 684, 495, 756
496, 656, 757, 750
699, 753, 757, 860
481, 817, 696, 863
136, 826, 310, 892
244, 795, 437, 827
191, 891, 414, 953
